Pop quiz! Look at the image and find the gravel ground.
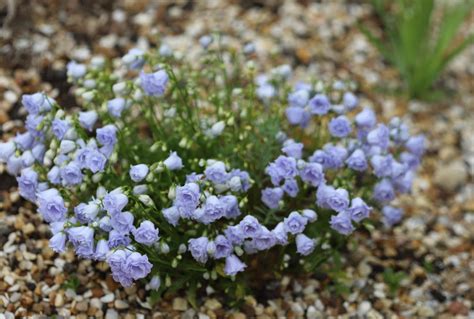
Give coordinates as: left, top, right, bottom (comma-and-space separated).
0, 1, 473, 318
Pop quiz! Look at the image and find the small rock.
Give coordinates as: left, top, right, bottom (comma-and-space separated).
105, 309, 119, 319
10, 292, 21, 303
173, 297, 188, 311
100, 293, 115, 303
448, 301, 469, 316
434, 160, 468, 192
114, 299, 129, 309
204, 298, 222, 311
182, 309, 197, 319
54, 293, 64, 307
23, 223, 35, 235
358, 301, 372, 316
76, 301, 88, 312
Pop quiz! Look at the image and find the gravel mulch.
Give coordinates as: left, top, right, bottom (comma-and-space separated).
0, 1, 473, 318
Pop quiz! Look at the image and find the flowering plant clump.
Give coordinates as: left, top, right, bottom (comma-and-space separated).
0, 37, 424, 301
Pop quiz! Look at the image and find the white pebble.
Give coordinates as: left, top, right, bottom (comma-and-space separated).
100, 293, 115, 303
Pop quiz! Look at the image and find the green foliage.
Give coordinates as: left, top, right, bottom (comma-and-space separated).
361, 0, 474, 99
383, 268, 407, 296
61, 275, 80, 290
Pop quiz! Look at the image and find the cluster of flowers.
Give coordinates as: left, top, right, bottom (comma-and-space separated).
256, 80, 425, 235
0, 38, 424, 294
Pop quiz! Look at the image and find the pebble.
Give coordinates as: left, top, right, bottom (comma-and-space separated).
105, 309, 119, 319
204, 298, 222, 310
76, 300, 88, 312
54, 293, 64, 307
357, 301, 371, 316
114, 299, 129, 309
173, 297, 188, 311
434, 160, 468, 192
100, 293, 115, 303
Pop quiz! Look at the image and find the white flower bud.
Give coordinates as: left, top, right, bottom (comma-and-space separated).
96, 186, 107, 199
178, 244, 187, 254
55, 109, 65, 119
210, 121, 225, 137
59, 140, 76, 154
168, 186, 176, 200
133, 185, 148, 195
228, 176, 242, 192
160, 242, 170, 254
92, 173, 103, 183
112, 82, 128, 96
138, 194, 154, 207
64, 127, 78, 140
91, 56, 105, 69
84, 79, 96, 89
82, 91, 95, 102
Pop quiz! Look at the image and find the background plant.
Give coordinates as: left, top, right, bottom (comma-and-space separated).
361, 0, 473, 99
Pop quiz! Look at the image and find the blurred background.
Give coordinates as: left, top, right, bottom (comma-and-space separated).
0, 0, 473, 318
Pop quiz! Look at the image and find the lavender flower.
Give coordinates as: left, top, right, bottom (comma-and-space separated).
405, 135, 426, 157
133, 220, 159, 246
199, 195, 226, 224
67, 61, 86, 79
96, 125, 117, 147
78, 111, 98, 131
224, 225, 245, 245
111, 211, 135, 234
288, 90, 309, 107
282, 140, 304, 159
346, 149, 367, 171
125, 252, 153, 280
130, 164, 149, 182
300, 162, 324, 187
343, 92, 358, 110
163, 151, 183, 170
328, 115, 352, 138
17, 168, 38, 201
220, 195, 241, 219
373, 179, 395, 203
122, 48, 145, 69
283, 211, 307, 235
60, 162, 84, 186
238, 215, 262, 238
68, 226, 94, 258
272, 222, 288, 245
37, 189, 67, 223
224, 255, 246, 276
302, 209, 318, 222
103, 189, 129, 215
348, 197, 371, 222
94, 239, 110, 261
252, 226, 276, 251
282, 178, 299, 197
330, 211, 354, 235
162, 206, 180, 226
0, 141, 15, 162
205, 161, 228, 184
213, 235, 233, 259
22, 93, 45, 115
188, 237, 209, 264
74, 200, 100, 223
108, 230, 131, 248
140, 70, 169, 96
382, 206, 403, 227
308, 94, 330, 115
49, 232, 67, 253
295, 234, 315, 256
108, 98, 127, 118
51, 119, 70, 140
174, 183, 200, 218
261, 187, 283, 209
355, 108, 376, 129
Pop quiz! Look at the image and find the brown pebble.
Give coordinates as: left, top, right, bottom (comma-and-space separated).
91, 287, 104, 298
448, 301, 468, 316
106, 275, 120, 291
